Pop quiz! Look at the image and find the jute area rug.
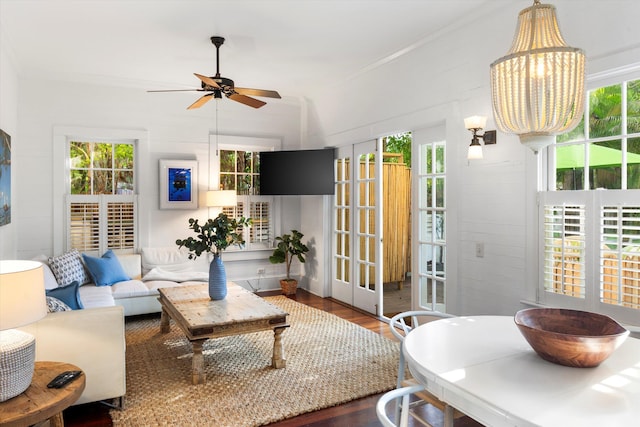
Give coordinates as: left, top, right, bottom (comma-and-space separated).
110, 296, 399, 426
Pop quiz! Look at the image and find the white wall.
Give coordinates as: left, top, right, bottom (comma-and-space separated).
305, 0, 640, 314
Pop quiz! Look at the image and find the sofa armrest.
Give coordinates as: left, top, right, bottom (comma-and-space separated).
18, 306, 126, 406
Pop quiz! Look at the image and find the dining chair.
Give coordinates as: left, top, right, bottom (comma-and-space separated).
389, 310, 465, 427
376, 384, 426, 427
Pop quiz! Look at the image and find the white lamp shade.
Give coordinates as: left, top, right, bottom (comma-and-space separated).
206, 190, 237, 207
0, 261, 47, 330
464, 116, 487, 130
467, 143, 483, 160
490, 1, 585, 153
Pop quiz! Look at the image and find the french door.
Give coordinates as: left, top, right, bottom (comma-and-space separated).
332, 140, 382, 315
414, 127, 447, 313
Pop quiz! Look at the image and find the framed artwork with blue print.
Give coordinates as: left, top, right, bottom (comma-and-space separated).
159, 159, 198, 210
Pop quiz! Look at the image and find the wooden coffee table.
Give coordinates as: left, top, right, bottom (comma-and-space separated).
158, 282, 289, 384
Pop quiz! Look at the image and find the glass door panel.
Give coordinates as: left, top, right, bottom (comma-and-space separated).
353, 141, 381, 314
332, 148, 352, 304
416, 137, 447, 312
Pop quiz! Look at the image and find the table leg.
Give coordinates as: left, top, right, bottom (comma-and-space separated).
191, 339, 206, 384
272, 326, 287, 369
443, 404, 454, 427
160, 307, 170, 333
50, 412, 64, 427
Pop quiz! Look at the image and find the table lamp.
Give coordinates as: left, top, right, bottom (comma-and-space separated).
206, 190, 237, 207
0, 260, 47, 402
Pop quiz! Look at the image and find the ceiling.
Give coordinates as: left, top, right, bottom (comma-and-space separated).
0, 0, 512, 100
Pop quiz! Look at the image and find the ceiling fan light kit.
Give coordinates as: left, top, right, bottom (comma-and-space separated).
149, 36, 281, 109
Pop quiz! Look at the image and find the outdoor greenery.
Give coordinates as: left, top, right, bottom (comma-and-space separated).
219, 149, 259, 195
555, 79, 640, 190
383, 132, 412, 167
70, 141, 134, 195
176, 213, 252, 259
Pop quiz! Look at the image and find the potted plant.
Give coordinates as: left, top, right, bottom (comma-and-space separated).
176, 213, 251, 300
269, 230, 309, 295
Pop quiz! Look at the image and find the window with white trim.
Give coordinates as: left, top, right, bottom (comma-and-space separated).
551, 78, 640, 191
66, 140, 137, 254
540, 73, 640, 324
212, 135, 280, 250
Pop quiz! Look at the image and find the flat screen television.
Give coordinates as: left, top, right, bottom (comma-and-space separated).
260, 148, 335, 195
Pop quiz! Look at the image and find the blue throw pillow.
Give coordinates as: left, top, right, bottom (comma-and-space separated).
45, 281, 84, 310
82, 250, 130, 287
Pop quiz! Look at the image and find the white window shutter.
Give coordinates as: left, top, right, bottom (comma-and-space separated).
106, 197, 137, 251
600, 205, 640, 309
67, 195, 137, 254
543, 204, 586, 299
222, 198, 272, 249
68, 198, 100, 252
249, 200, 271, 246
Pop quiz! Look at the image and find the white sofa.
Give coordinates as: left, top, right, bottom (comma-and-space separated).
18, 305, 126, 408
20, 247, 212, 407
44, 246, 211, 316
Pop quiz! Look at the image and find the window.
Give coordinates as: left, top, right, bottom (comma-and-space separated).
212, 135, 280, 250
552, 79, 640, 191
66, 140, 137, 254
540, 74, 640, 325
70, 141, 134, 195
219, 149, 260, 195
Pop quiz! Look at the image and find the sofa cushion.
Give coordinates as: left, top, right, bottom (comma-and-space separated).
77, 284, 116, 308
110, 280, 155, 299
141, 246, 208, 276
48, 249, 90, 286
46, 296, 71, 312
142, 267, 208, 283
46, 281, 84, 310
82, 250, 130, 287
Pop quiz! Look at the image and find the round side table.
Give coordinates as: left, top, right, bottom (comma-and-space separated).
0, 361, 85, 427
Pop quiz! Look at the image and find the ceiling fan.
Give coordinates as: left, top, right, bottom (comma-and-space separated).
149, 36, 281, 109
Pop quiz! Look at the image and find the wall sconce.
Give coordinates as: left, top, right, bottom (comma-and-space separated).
464, 116, 497, 160
206, 190, 237, 207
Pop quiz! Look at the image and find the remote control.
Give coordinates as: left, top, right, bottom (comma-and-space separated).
47, 370, 82, 388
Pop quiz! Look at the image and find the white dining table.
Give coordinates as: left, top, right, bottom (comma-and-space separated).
403, 315, 640, 427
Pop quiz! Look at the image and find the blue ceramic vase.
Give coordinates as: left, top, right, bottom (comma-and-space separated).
208, 254, 227, 300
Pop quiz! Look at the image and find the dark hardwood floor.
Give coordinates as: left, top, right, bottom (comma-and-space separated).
62, 290, 483, 427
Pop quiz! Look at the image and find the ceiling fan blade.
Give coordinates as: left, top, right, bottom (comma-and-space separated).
194, 73, 221, 89
228, 93, 266, 108
187, 93, 214, 110
234, 87, 281, 99
147, 89, 203, 92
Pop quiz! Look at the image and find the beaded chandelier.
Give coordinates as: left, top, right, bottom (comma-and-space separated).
490, 0, 585, 153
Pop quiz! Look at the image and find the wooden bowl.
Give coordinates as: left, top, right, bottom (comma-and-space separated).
514, 308, 629, 368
